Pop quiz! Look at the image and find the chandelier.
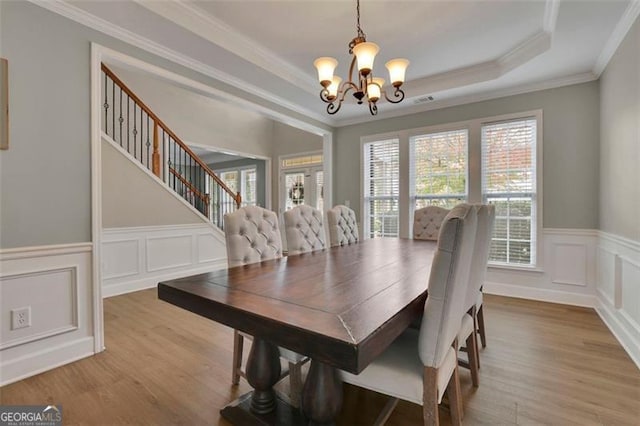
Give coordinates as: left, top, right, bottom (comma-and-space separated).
313, 0, 409, 116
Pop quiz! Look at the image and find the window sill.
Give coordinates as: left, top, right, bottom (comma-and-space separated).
488, 263, 544, 273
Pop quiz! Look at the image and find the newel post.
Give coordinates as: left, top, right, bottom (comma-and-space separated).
152, 122, 160, 177
236, 192, 242, 209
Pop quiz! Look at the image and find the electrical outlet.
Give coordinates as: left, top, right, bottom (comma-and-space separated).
11, 306, 31, 330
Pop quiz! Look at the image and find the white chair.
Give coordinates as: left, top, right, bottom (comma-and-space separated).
326, 205, 359, 247
413, 206, 450, 240
224, 206, 306, 406
341, 204, 478, 425
284, 205, 326, 255
468, 204, 495, 350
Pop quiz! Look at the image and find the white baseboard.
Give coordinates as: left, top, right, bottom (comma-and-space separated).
596, 300, 640, 370
0, 337, 94, 387
483, 281, 597, 307
102, 260, 227, 298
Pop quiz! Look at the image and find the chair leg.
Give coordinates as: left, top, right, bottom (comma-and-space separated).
288, 362, 302, 408
446, 364, 463, 426
472, 309, 480, 369
422, 366, 440, 426
477, 304, 487, 348
465, 327, 480, 388
232, 330, 243, 385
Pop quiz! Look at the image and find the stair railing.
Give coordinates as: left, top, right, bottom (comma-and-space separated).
101, 63, 241, 228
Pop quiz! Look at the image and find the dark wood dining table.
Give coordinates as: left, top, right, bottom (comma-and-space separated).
158, 237, 437, 425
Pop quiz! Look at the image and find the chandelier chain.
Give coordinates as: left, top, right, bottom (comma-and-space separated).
356, 0, 366, 40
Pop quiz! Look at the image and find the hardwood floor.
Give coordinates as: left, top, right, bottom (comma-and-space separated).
1, 290, 638, 425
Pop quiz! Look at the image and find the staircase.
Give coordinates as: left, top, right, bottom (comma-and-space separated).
101, 63, 241, 230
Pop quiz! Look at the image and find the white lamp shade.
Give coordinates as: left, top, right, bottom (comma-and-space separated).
314, 57, 338, 86
352, 42, 379, 74
386, 58, 410, 86
367, 77, 385, 102
327, 76, 342, 99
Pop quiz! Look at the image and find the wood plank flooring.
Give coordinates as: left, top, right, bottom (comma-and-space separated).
1, 290, 638, 425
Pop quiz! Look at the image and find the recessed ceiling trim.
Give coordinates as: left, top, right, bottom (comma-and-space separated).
543, 0, 561, 32
335, 71, 597, 127
593, 0, 640, 76
403, 29, 552, 99
134, 0, 319, 95
29, 0, 334, 126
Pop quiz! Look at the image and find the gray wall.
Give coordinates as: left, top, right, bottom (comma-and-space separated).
209, 158, 267, 208
599, 17, 640, 242
0, 1, 327, 249
102, 140, 203, 227
334, 81, 601, 230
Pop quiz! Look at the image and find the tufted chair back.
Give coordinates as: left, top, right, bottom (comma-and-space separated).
326, 205, 359, 247
413, 205, 451, 241
224, 206, 283, 267
284, 205, 326, 256
418, 204, 477, 369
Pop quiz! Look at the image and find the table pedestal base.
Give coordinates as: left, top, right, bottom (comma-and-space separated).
221, 392, 307, 426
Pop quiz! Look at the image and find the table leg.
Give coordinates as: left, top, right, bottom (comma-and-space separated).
245, 336, 282, 415
302, 360, 343, 426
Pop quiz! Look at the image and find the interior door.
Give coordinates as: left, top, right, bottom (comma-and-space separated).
281, 166, 324, 215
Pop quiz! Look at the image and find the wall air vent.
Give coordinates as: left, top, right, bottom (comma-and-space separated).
414, 96, 435, 104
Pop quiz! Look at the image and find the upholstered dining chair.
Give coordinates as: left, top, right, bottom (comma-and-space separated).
224, 205, 307, 406
326, 205, 359, 247
341, 204, 478, 426
284, 205, 326, 255
413, 205, 450, 240
467, 204, 495, 350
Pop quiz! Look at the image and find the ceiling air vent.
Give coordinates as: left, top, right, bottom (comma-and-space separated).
414, 96, 435, 105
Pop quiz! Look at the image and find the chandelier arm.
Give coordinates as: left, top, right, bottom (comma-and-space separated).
368, 102, 378, 116
327, 101, 342, 115
384, 87, 406, 104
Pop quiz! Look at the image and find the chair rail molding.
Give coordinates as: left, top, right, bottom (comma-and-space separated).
0, 243, 94, 386
101, 224, 227, 298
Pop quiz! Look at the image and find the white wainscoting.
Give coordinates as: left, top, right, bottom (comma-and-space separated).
596, 231, 640, 369
0, 243, 95, 386
484, 228, 599, 307
102, 224, 227, 298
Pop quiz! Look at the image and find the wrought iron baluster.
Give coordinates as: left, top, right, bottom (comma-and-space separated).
119, 87, 123, 146
146, 114, 150, 169
103, 72, 109, 136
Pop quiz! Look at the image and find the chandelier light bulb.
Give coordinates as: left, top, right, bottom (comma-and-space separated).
327, 76, 342, 100
314, 57, 338, 87
367, 77, 385, 102
352, 42, 379, 76
386, 59, 410, 87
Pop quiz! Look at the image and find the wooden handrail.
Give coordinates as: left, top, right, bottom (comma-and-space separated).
102, 63, 241, 208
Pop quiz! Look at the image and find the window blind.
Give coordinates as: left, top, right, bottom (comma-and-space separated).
481, 118, 537, 265
241, 168, 257, 206
411, 129, 468, 209
364, 139, 399, 238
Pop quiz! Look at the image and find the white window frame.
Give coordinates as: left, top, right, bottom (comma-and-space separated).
361, 135, 401, 239
360, 110, 543, 270
215, 164, 259, 207
409, 126, 470, 213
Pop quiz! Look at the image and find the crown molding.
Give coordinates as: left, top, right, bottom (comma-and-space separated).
543, 0, 561, 33
334, 72, 597, 127
28, 0, 333, 126
593, 0, 640, 76
133, 0, 318, 95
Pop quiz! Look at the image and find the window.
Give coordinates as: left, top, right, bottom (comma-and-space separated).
411, 129, 468, 209
241, 168, 257, 206
364, 139, 399, 238
361, 110, 541, 268
218, 167, 258, 207
482, 118, 537, 266
282, 154, 322, 168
